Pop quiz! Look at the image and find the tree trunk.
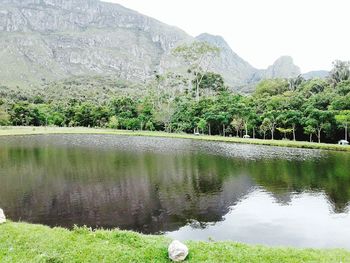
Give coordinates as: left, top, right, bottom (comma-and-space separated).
196, 86, 199, 102
223, 124, 225, 137
245, 124, 248, 136
345, 123, 348, 141
318, 129, 321, 143
253, 127, 255, 139
263, 132, 266, 140
292, 125, 296, 141
309, 134, 312, 142
271, 130, 274, 140
208, 124, 211, 136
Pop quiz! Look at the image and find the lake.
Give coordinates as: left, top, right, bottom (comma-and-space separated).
0, 134, 349, 249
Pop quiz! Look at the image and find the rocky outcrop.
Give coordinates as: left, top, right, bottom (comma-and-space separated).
250, 56, 301, 83
0, 0, 320, 92
0, 0, 190, 85
264, 56, 301, 78
195, 33, 257, 86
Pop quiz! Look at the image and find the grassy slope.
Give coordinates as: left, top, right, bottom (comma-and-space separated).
0, 126, 349, 152
0, 222, 349, 263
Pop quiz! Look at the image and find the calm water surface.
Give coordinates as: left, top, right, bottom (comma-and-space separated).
0, 134, 350, 249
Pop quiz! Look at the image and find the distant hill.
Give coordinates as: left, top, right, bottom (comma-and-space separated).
0, 0, 326, 93
302, 70, 329, 80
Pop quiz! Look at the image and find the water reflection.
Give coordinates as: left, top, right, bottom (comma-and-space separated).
0, 135, 349, 248
168, 190, 350, 249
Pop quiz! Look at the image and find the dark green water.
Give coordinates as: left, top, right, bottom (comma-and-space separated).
0, 134, 349, 248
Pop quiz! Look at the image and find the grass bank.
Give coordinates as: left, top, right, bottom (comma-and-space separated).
0, 222, 349, 263
0, 126, 349, 152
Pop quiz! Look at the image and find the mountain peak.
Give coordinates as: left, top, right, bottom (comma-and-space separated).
0, 0, 318, 93
195, 33, 229, 49
195, 33, 256, 86
273, 55, 295, 65
266, 56, 301, 78
196, 33, 225, 41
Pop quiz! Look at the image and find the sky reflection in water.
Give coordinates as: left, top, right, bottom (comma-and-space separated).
0, 134, 349, 248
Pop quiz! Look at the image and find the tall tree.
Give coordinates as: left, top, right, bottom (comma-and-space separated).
303, 109, 334, 143
329, 60, 350, 87
231, 116, 244, 137
280, 110, 302, 141
172, 41, 220, 101
335, 110, 350, 141
262, 111, 280, 140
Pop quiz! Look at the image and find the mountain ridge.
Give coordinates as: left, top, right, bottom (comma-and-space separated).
0, 0, 326, 92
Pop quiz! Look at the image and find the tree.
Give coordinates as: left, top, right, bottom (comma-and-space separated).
172, 41, 220, 101
236, 101, 255, 137
154, 103, 175, 132
329, 60, 350, 87
335, 110, 350, 141
288, 75, 304, 91
259, 119, 270, 140
303, 109, 334, 143
299, 78, 328, 97
277, 127, 293, 140
74, 102, 96, 127
254, 79, 289, 97
0, 107, 10, 126
280, 110, 302, 141
108, 116, 119, 129
197, 118, 207, 134
231, 116, 244, 137
304, 125, 316, 142
193, 72, 226, 95
261, 111, 279, 140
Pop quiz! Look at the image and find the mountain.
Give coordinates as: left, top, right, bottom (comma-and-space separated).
0, 0, 322, 92
262, 56, 301, 79
250, 56, 301, 83
0, 0, 190, 86
302, 70, 329, 80
195, 33, 256, 86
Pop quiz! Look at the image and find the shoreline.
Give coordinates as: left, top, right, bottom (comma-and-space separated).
1, 222, 349, 262
0, 126, 349, 152
1, 127, 350, 261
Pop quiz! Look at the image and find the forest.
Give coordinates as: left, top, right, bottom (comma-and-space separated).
0, 42, 349, 144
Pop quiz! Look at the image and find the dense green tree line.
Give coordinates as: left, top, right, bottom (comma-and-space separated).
0, 42, 349, 144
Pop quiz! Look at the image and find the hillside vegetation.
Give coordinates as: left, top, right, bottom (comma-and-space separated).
0, 60, 349, 144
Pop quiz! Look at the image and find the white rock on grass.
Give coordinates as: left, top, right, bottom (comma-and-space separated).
168, 240, 189, 262
0, 208, 6, 224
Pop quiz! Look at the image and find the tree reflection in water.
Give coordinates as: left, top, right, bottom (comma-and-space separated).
0, 134, 349, 246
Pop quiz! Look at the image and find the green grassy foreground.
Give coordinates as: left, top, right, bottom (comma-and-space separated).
0, 222, 349, 263
0, 126, 349, 152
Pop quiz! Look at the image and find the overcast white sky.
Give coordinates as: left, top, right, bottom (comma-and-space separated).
105, 0, 349, 73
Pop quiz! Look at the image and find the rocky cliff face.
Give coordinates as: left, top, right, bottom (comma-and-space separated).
264, 56, 301, 79
0, 0, 308, 91
0, 0, 190, 86
249, 56, 301, 83
195, 33, 257, 86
